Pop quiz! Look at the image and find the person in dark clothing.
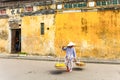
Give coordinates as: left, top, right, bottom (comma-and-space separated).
15, 37, 19, 52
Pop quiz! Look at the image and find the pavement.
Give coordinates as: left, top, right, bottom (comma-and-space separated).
0, 53, 120, 64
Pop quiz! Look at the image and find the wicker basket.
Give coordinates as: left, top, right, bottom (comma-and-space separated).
55, 63, 66, 69
75, 62, 86, 66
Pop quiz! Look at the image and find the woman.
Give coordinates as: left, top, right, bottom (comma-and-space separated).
62, 42, 76, 72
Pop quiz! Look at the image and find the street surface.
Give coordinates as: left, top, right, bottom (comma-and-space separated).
0, 58, 120, 80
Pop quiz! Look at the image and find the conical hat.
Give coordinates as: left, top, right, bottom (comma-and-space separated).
67, 42, 75, 46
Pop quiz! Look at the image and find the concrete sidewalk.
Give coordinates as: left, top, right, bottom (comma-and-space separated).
0, 53, 120, 64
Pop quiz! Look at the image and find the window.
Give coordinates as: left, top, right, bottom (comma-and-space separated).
78, 3, 83, 7
106, 1, 111, 5
102, 1, 107, 5
25, 6, 33, 12
96, 1, 102, 6
112, 0, 118, 4
64, 4, 69, 8
41, 23, 44, 35
96, 0, 119, 6
73, 3, 78, 8
64, 3, 87, 9
0, 9, 6, 15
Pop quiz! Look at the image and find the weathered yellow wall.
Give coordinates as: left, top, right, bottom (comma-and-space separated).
0, 19, 8, 53
0, 9, 120, 60
22, 15, 55, 55
55, 10, 120, 59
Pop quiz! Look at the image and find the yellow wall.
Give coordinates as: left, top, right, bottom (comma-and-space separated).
22, 15, 55, 55
0, 19, 8, 53
0, 10, 120, 59
55, 10, 120, 59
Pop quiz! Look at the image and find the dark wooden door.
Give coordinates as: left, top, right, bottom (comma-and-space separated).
11, 29, 21, 53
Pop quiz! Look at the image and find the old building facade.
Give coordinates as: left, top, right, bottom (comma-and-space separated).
0, 0, 120, 59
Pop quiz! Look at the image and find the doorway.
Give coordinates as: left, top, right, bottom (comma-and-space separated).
11, 29, 21, 53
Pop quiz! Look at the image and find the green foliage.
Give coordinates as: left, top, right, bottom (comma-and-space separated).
18, 52, 27, 55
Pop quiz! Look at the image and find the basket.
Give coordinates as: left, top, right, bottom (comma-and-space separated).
55, 63, 66, 69
75, 62, 86, 66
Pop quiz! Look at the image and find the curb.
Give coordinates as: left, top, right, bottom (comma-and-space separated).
0, 54, 120, 64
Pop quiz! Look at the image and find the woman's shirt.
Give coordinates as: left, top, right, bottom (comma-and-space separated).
62, 47, 76, 59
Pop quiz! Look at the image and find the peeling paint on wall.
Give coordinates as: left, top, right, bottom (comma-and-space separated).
21, 15, 55, 55
55, 10, 120, 59
0, 9, 120, 59
0, 19, 8, 53
0, 30, 8, 40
